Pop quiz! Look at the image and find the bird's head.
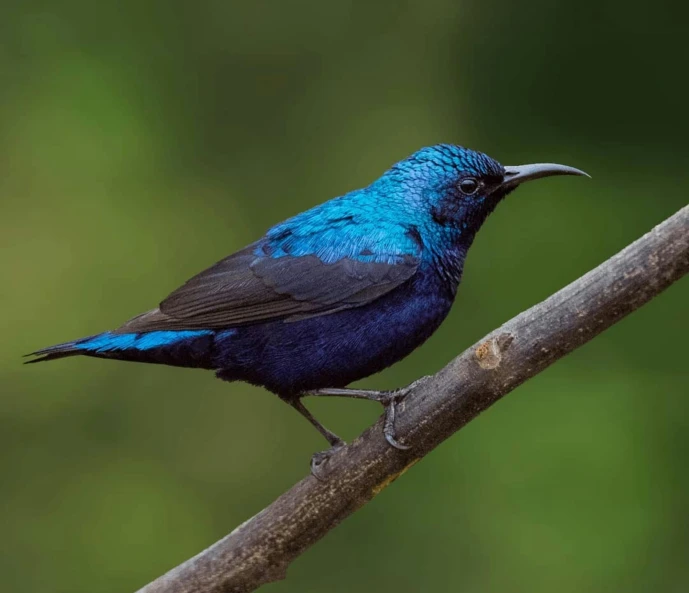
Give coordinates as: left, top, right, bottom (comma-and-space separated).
379, 144, 588, 242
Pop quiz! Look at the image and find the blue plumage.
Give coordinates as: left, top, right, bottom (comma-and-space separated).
80, 330, 213, 352
28, 144, 587, 464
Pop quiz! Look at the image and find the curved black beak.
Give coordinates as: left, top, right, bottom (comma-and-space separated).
501, 163, 590, 190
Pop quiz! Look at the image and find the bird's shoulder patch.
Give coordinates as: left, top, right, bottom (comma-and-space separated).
261, 199, 422, 265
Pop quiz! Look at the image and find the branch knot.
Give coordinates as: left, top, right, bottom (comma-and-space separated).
475, 333, 514, 370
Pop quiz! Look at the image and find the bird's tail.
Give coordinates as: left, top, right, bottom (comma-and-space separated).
25, 334, 104, 363
25, 330, 219, 368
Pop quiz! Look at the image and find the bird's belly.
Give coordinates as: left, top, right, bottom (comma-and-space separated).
214, 271, 454, 397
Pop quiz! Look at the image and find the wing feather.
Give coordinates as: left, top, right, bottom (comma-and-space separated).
116, 222, 422, 333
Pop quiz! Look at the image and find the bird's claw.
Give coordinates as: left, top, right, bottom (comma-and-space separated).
310, 440, 346, 480
381, 389, 411, 451
379, 376, 432, 449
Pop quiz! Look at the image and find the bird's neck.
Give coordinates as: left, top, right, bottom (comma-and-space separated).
424, 228, 470, 294
428, 209, 495, 295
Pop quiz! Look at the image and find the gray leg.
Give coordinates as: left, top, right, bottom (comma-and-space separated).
305, 378, 430, 450
289, 399, 345, 479
290, 399, 344, 447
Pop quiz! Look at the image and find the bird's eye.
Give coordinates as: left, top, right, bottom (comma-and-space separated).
459, 177, 479, 195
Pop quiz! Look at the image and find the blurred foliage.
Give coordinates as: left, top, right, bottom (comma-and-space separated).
2, 1, 688, 591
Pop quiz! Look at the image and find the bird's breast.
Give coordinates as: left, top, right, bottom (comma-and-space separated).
215, 267, 456, 396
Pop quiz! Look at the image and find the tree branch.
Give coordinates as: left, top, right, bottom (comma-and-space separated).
137, 205, 689, 593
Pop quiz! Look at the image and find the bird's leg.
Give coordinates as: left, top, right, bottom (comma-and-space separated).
305, 377, 430, 450
307, 387, 409, 450
289, 399, 345, 479
290, 399, 344, 447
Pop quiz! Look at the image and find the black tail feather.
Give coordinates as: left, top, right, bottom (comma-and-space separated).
24, 350, 83, 364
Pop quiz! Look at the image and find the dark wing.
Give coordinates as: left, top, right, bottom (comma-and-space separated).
117, 244, 420, 332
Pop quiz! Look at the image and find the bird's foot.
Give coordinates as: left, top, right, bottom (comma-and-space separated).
310, 439, 346, 480
377, 390, 409, 450
378, 375, 431, 450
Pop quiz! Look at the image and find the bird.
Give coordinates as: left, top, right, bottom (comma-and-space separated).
27, 144, 588, 473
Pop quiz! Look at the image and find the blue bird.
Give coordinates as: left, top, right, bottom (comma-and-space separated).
27, 144, 587, 471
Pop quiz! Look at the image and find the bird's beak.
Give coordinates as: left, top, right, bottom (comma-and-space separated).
500, 163, 590, 190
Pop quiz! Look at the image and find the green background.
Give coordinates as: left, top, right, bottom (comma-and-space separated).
2, 1, 688, 591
